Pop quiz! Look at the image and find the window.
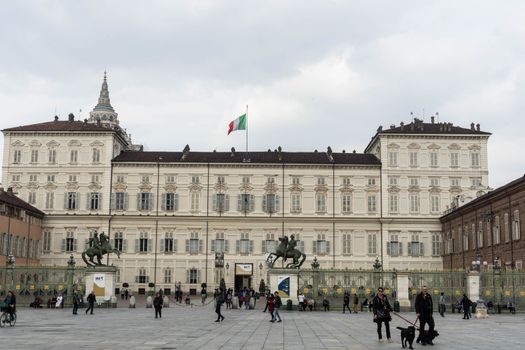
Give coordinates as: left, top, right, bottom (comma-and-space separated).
292, 177, 301, 185
64, 231, 76, 252
217, 176, 225, 184
137, 268, 148, 283
431, 233, 441, 256
162, 193, 178, 211
342, 177, 351, 186
12, 174, 20, 182
387, 234, 401, 257
116, 175, 125, 183
13, 149, 21, 163
188, 269, 199, 284
408, 234, 422, 257
92, 149, 101, 163
315, 193, 326, 213
342, 193, 352, 213
30, 149, 39, 163
211, 232, 227, 253
388, 177, 398, 186
141, 175, 150, 184
313, 234, 329, 255
470, 152, 480, 167
430, 178, 439, 187
65, 192, 79, 210
238, 194, 255, 213
47, 175, 55, 182
70, 150, 78, 163
450, 178, 461, 187
28, 191, 36, 205
237, 232, 252, 254
430, 152, 438, 167
367, 178, 376, 186
114, 231, 124, 252
267, 177, 275, 184
29, 174, 38, 182
191, 176, 200, 184
91, 175, 100, 184
166, 175, 176, 184
409, 193, 420, 213
138, 192, 153, 211
389, 193, 398, 213
513, 210, 521, 240
470, 178, 482, 188
504, 213, 510, 243
187, 232, 201, 254
409, 178, 419, 187
478, 221, 483, 248
242, 176, 250, 184
409, 151, 418, 167
162, 232, 174, 253
213, 193, 230, 213
317, 177, 326, 186
388, 151, 398, 166
367, 195, 377, 213
88, 192, 101, 210
45, 192, 54, 209
463, 229, 469, 251
430, 194, 440, 213
164, 269, 172, 284
113, 192, 128, 210
450, 152, 459, 167
48, 149, 57, 163
138, 232, 149, 252
68, 175, 77, 182
42, 231, 52, 253
342, 233, 352, 255
493, 216, 500, 245
190, 192, 200, 211
263, 194, 280, 214
290, 192, 301, 213
262, 233, 276, 254
367, 232, 377, 255
293, 234, 304, 253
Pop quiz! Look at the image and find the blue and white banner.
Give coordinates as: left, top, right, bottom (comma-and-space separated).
277, 276, 290, 298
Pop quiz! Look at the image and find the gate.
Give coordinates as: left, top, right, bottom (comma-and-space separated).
409, 271, 466, 311
480, 270, 525, 310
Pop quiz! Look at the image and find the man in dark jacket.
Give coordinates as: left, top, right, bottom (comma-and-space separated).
85, 291, 96, 315
415, 285, 435, 345
342, 292, 351, 313
153, 292, 164, 319
72, 291, 80, 315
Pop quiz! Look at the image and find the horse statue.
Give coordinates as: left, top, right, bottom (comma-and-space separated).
266, 235, 306, 269
82, 231, 121, 267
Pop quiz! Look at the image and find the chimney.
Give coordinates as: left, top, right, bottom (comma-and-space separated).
68, 113, 75, 122
476, 124, 480, 131
7, 187, 14, 195
470, 123, 475, 131
54, 115, 59, 122
400, 122, 405, 130
431, 116, 435, 124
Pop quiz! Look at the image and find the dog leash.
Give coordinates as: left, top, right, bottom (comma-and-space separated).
392, 312, 419, 327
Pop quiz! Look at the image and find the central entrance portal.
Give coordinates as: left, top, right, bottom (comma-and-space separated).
234, 263, 253, 291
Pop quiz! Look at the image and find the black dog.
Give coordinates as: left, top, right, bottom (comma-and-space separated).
396, 326, 416, 349
416, 329, 439, 345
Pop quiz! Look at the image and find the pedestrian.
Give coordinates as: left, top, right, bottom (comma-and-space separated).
56, 293, 63, 308
263, 290, 270, 312
415, 285, 435, 345
273, 291, 282, 322
322, 296, 330, 311
201, 286, 207, 305
298, 293, 305, 311
343, 292, 351, 313
461, 294, 471, 320
215, 291, 225, 322
154, 292, 163, 319
439, 292, 446, 317
85, 291, 96, 315
373, 287, 393, 343
226, 289, 232, 309
238, 291, 244, 310
267, 293, 275, 322
72, 291, 79, 315
352, 293, 359, 313
124, 289, 129, 300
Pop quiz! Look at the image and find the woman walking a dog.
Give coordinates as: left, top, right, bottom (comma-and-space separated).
373, 287, 393, 342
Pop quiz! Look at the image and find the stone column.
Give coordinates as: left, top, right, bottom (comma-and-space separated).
467, 271, 480, 302
396, 272, 410, 310
6, 254, 15, 292
66, 255, 76, 306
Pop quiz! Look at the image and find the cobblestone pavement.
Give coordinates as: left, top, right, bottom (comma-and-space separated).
0, 304, 523, 349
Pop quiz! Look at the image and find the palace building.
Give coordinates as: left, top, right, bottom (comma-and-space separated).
1, 75, 491, 294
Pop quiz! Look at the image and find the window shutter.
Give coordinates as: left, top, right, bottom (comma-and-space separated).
186, 270, 190, 283
61, 239, 66, 252
98, 193, 102, 210
135, 239, 139, 252
237, 194, 242, 211
326, 241, 330, 254
199, 240, 203, 253
224, 194, 229, 212
313, 241, 317, 254
211, 240, 215, 252
197, 270, 201, 283
148, 239, 153, 252
262, 194, 267, 212
135, 276, 139, 283
110, 193, 116, 209
386, 242, 391, 255
225, 240, 229, 253
122, 240, 128, 253
212, 194, 217, 211
161, 194, 166, 211
160, 239, 165, 252
149, 194, 154, 211
86, 192, 91, 210
276, 195, 280, 212
63, 193, 68, 209
185, 239, 190, 253
236, 240, 240, 253
76, 193, 80, 209
419, 242, 424, 256
174, 193, 179, 211
124, 193, 129, 210
136, 193, 141, 210
399, 242, 403, 256
262, 240, 266, 253
249, 195, 255, 212
73, 239, 78, 252
249, 240, 254, 253
408, 242, 412, 256
146, 276, 150, 283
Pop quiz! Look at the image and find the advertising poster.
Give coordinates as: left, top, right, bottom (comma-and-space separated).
93, 273, 106, 299
277, 276, 290, 298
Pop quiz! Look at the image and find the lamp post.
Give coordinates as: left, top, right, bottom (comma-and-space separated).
6, 253, 15, 292
373, 256, 382, 288
311, 256, 320, 298
493, 256, 501, 310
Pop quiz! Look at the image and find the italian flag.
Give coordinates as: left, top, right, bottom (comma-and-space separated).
227, 114, 247, 135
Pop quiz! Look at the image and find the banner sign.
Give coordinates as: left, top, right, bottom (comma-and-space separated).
235, 263, 253, 276
277, 276, 290, 298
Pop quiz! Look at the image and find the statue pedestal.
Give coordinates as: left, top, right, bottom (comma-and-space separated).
396, 272, 411, 311
269, 269, 299, 305
84, 266, 117, 306
467, 271, 480, 302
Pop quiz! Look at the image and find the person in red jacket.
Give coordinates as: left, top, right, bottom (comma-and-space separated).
267, 294, 275, 322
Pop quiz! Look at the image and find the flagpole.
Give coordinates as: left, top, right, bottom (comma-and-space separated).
245, 105, 249, 159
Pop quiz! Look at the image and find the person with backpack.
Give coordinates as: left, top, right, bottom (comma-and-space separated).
267, 293, 275, 322
343, 292, 352, 313
272, 291, 282, 322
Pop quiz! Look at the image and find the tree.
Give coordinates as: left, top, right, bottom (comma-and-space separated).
259, 279, 266, 294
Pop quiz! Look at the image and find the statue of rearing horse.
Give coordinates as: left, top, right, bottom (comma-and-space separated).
266, 235, 306, 269
82, 231, 121, 267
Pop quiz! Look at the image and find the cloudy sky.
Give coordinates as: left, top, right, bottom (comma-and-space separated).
1, 0, 524, 188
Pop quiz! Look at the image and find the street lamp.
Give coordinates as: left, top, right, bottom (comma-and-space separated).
471, 252, 482, 272
373, 256, 382, 272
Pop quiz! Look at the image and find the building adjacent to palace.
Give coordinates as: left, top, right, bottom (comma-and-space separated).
0, 187, 44, 266
440, 175, 524, 271
1, 74, 492, 294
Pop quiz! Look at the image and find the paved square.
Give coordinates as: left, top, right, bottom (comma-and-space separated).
0, 303, 522, 349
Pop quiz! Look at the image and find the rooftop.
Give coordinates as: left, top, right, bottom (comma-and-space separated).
0, 188, 45, 217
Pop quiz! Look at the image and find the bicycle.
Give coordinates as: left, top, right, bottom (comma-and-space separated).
0, 303, 17, 327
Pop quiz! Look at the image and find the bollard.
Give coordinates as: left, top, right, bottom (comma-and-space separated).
163, 295, 170, 308
129, 295, 136, 308
146, 295, 153, 308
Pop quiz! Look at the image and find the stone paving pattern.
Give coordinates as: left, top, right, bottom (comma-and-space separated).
0, 301, 523, 349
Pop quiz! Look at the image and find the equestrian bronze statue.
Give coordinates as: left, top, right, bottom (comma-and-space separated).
82, 231, 121, 267
265, 235, 306, 269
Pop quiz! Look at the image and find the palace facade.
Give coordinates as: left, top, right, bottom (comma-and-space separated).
1, 75, 491, 294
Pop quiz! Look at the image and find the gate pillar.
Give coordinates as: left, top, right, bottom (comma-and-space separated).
396, 272, 410, 310
467, 271, 480, 302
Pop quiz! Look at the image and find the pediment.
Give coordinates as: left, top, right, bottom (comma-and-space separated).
90, 140, 104, 147
68, 139, 82, 147
29, 140, 42, 147
407, 143, 421, 149
46, 140, 60, 148
387, 143, 400, 149
468, 144, 481, 151
11, 140, 24, 147
448, 143, 461, 150
427, 143, 441, 150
